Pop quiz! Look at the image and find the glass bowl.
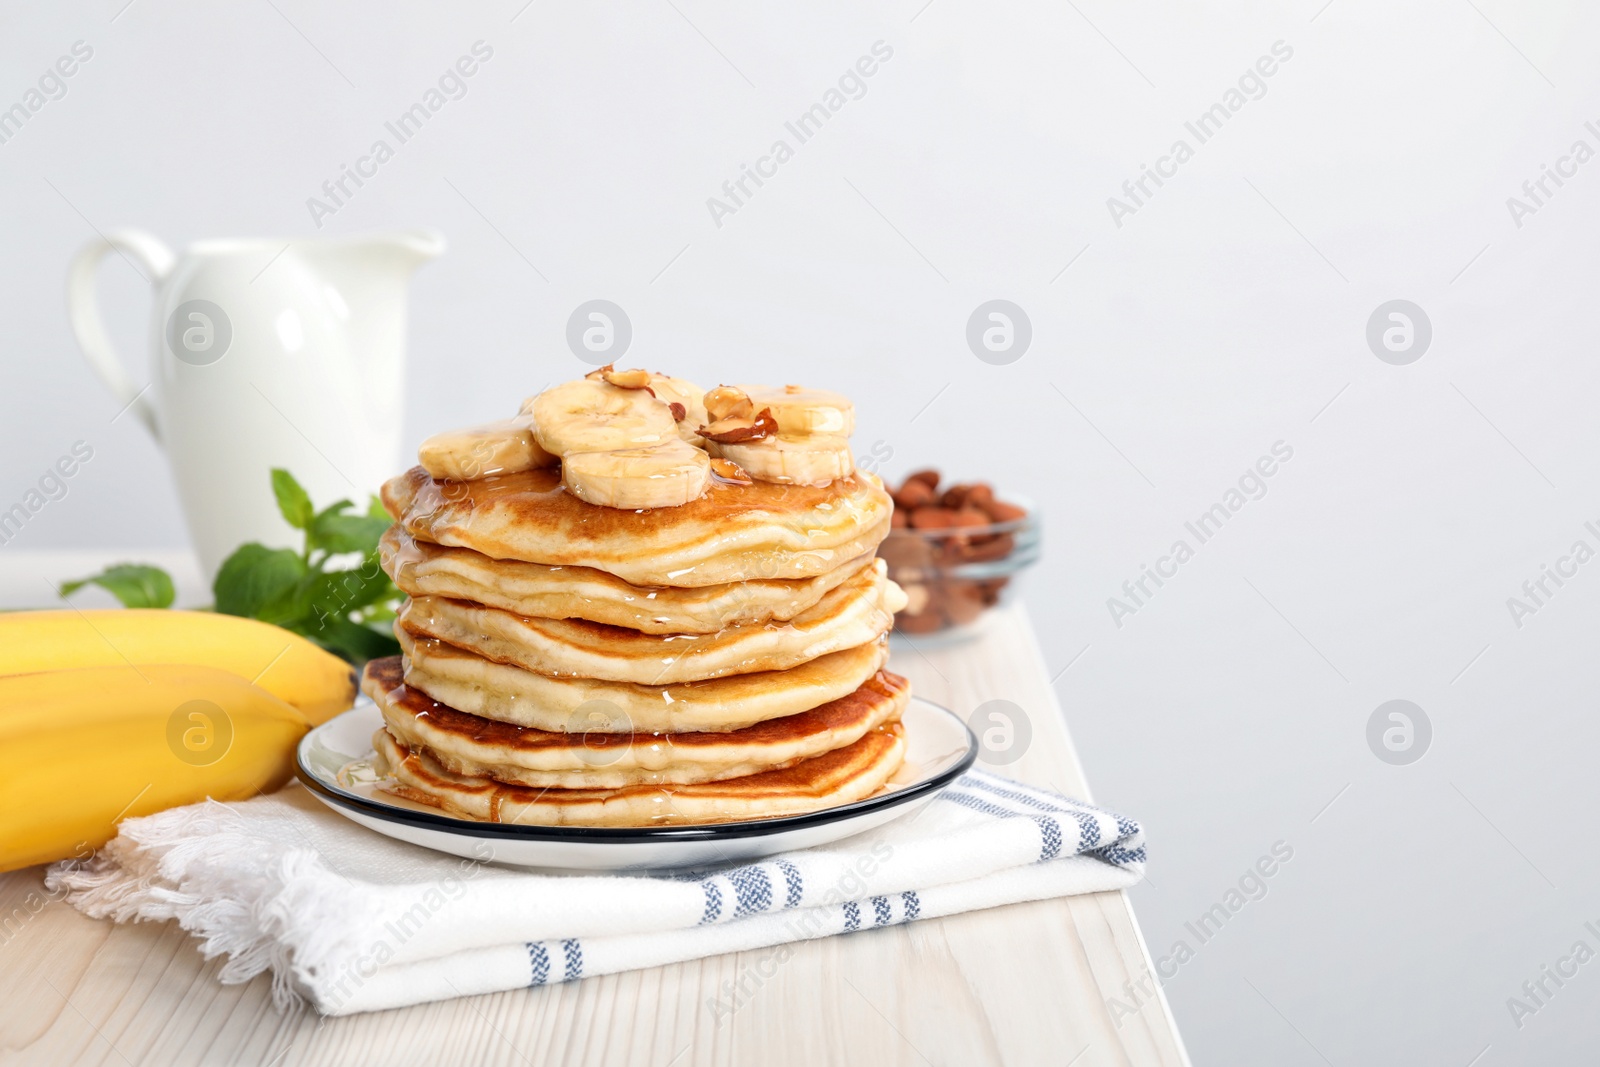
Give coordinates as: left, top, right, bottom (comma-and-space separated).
878, 498, 1039, 640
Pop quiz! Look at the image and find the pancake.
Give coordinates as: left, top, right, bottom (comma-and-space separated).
362, 656, 909, 789
381, 465, 894, 587
381, 526, 875, 635
398, 628, 889, 733
372, 721, 907, 827
397, 559, 905, 685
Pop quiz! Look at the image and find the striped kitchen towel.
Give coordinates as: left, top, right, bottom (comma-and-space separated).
46, 770, 1144, 1015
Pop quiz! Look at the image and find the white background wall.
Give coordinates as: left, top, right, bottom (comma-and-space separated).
5, 1, 1600, 1062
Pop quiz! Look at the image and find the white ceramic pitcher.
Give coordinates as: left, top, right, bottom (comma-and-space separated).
69, 230, 444, 580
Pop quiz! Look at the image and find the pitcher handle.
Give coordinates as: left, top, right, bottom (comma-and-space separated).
67, 229, 176, 441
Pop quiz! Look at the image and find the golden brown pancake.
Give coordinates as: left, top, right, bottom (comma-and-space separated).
380, 465, 894, 587
372, 721, 907, 827
398, 628, 889, 733
381, 526, 874, 635
396, 560, 905, 685
361, 657, 908, 789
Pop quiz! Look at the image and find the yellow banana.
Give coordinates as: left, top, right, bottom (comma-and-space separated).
418, 415, 558, 481
647, 374, 710, 445
529, 378, 678, 455
706, 432, 854, 486
562, 438, 712, 509
0, 610, 356, 723
736, 384, 855, 436
0, 664, 311, 872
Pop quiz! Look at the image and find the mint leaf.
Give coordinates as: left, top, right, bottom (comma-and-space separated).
310, 498, 353, 523
306, 616, 400, 662
305, 555, 393, 623
311, 507, 391, 556
271, 468, 315, 530
213, 543, 307, 618
216, 471, 402, 665
60, 564, 175, 609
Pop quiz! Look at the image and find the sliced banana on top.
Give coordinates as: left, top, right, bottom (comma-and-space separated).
648, 374, 710, 445
527, 379, 678, 456
418, 415, 558, 481
737, 384, 855, 437
520, 372, 856, 504
705, 433, 854, 487
523, 371, 717, 510
562, 438, 711, 510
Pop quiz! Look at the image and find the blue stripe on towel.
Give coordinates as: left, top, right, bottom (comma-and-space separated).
901, 891, 920, 921
940, 790, 1015, 819
842, 900, 861, 931
562, 938, 583, 981
967, 775, 1141, 844
1034, 815, 1063, 860
945, 790, 1063, 860
777, 859, 803, 908
527, 942, 550, 986
727, 865, 774, 917
949, 779, 1149, 868
1097, 844, 1147, 867
699, 880, 723, 925
871, 895, 891, 927
965, 775, 1071, 812
958, 776, 1142, 858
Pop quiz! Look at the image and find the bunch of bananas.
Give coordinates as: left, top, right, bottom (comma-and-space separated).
0, 610, 356, 872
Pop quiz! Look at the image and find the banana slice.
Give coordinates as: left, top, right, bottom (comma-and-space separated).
737, 384, 855, 437
529, 379, 678, 456
705, 433, 853, 486
649, 374, 710, 445
418, 415, 557, 481
563, 438, 712, 509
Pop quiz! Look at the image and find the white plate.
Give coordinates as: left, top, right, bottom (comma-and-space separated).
295, 696, 977, 872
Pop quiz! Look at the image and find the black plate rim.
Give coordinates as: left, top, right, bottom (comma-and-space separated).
293, 698, 978, 844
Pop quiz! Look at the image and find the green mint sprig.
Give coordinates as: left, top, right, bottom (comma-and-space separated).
59, 564, 175, 609
212, 468, 401, 662
58, 468, 401, 664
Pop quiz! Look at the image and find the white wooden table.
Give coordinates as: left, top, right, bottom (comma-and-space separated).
0, 552, 1188, 1067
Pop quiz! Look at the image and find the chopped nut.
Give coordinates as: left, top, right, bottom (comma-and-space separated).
668, 401, 687, 421
709, 457, 753, 484
702, 416, 754, 439
704, 385, 753, 422
600, 365, 655, 392
700, 407, 777, 443
903, 469, 941, 492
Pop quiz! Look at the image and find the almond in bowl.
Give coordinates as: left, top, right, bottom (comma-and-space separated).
879, 470, 1039, 637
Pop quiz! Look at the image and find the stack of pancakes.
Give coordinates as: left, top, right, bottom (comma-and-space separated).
360, 373, 909, 827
